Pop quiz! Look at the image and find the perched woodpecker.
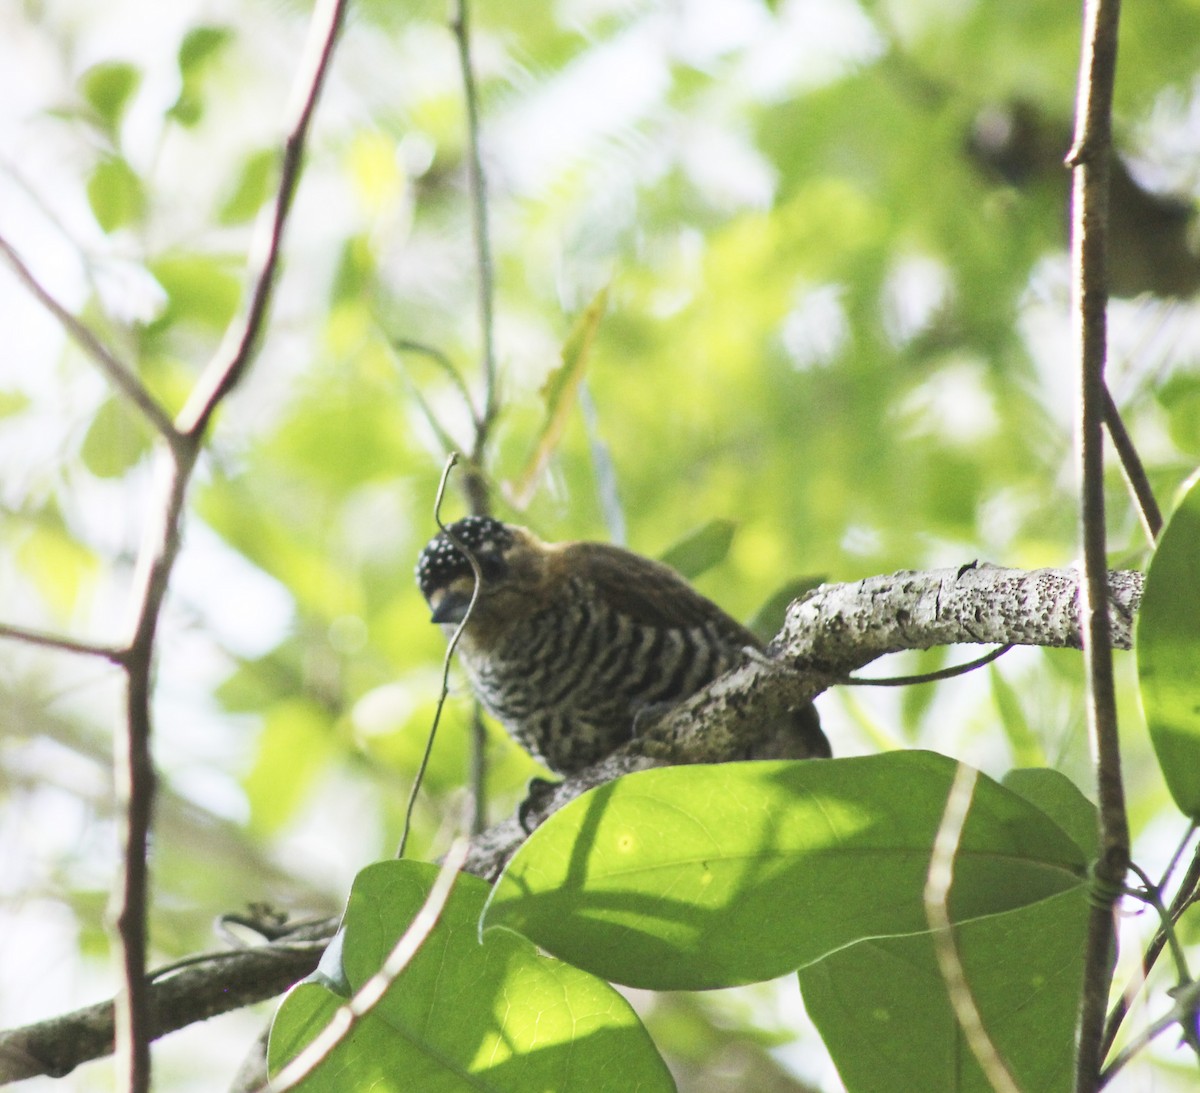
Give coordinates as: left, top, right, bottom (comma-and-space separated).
416, 516, 829, 774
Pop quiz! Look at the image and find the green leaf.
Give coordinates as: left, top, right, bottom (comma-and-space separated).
1137, 469, 1200, 818
86, 155, 146, 233
79, 61, 140, 135
218, 148, 280, 224
268, 861, 674, 1092
658, 519, 736, 580
178, 25, 233, 74
147, 253, 242, 332
168, 26, 233, 126
80, 396, 153, 478
1001, 767, 1098, 861
511, 286, 608, 505
799, 886, 1087, 1093
484, 754, 1087, 990
745, 574, 825, 643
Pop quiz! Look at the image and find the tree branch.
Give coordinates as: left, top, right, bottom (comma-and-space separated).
175, 0, 348, 439
0, 564, 1142, 1085
1103, 386, 1163, 542
0, 933, 329, 1085
0, 236, 177, 442
1066, 1, 1128, 1088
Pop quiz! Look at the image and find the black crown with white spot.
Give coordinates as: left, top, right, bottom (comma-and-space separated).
415, 516, 515, 600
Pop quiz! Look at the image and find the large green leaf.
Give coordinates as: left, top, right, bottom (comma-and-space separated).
269, 861, 674, 1092
1137, 469, 1200, 818
799, 886, 1087, 1093
484, 754, 1087, 990
1001, 766, 1098, 861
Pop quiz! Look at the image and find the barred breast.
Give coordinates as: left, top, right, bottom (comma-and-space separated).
459, 578, 746, 773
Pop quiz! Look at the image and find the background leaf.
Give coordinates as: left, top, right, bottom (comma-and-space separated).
86, 155, 146, 232
79, 61, 140, 135
658, 519, 737, 581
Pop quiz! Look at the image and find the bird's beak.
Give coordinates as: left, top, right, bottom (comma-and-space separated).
429, 588, 473, 625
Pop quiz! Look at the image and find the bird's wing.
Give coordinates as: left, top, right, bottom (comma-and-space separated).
566, 541, 760, 646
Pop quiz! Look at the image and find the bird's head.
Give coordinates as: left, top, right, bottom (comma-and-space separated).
415, 516, 549, 632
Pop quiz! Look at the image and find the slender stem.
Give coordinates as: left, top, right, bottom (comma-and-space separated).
0, 236, 177, 442
450, 0, 498, 517
1100, 980, 1200, 1088
0, 623, 124, 662
449, 0, 498, 828
1103, 830, 1200, 1054
1066, 1, 1128, 1089
1103, 387, 1162, 542
1126, 863, 1191, 985
400, 455, 480, 858
847, 644, 1011, 687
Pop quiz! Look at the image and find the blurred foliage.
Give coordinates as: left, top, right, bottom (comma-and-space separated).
3, 0, 1200, 1088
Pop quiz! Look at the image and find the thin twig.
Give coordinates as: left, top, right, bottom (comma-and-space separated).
1126, 863, 1191, 985
847, 644, 1011, 687
925, 762, 1023, 1093
450, 0, 498, 517
264, 838, 469, 1092
387, 336, 477, 413
0, 236, 177, 441
1099, 979, 1200, 1088
176, 0, 349, 439
1066, 1, 1129, 1089
0, 622, 124, 662
399, 454, 482, 858
1103, 827, 1200, 1054
1103, 387, 1162, 543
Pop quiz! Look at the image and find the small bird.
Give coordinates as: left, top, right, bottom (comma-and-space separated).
416, 516, 829, 774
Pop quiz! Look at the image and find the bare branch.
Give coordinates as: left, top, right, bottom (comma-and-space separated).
110, 452, 189, 1093
0, 933, 328, 1084
0, 622, 124, 662
104, 2, 350, 1086
1103, 387, 1163, 543
176, 0, 349, 439
0, 236, 177, 441
1066, 0, 1129, 1087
